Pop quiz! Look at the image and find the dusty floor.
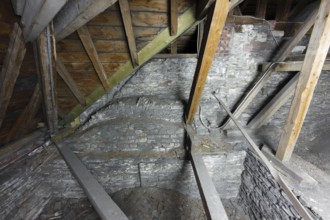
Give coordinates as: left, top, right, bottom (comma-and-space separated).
37, 187, 248, 220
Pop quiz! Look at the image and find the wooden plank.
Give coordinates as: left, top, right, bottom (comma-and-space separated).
191, 154, 229, 220
119, 0, 139, 67
186, 0, 230, 124
170, 0, 178, 36
11, 0, 26, 16
55, 142, 129, 220
56, 59, 86, 105
35, 26, 58, 133
65, 6, 196, 125
0, 129, 46, 171
77, 26, 110, 90
262, 61, 330, 72
221, 4, 319, 129
255, 0, 268, 19
4, 83, 42, 144
21, 0, 67, 42
276, 0, 330, 161
54, 0, 118, 41
248, 73, 299, 129
276, 0, 293, 21
0, 23, 26, 129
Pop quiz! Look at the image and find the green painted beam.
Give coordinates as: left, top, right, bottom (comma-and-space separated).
64, 6, 196, 126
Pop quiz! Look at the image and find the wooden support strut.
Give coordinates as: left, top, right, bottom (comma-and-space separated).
35, 26, 58, 133
56, 59, 86, 106
214, 95, 313, 220
77, 26, 110, 90
276, 0, 330, 161
255, 0, 268, 19
186, 0, 230, 124
221, 3, 319, 130
55, 142, 129, 220
0, 23, 26, 129
119, 0, 139, 67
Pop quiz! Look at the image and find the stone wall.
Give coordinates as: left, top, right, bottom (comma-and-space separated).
239, 150, 322, 220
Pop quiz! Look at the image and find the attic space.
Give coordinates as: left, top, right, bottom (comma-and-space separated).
1, 0, 330, 219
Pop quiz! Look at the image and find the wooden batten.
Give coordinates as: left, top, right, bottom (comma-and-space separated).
77, 26, 110, 90
0, 23, 26, 129
276, 0, 330, 161
186, 0, 230, 124
54, 0, 118, 41
119, 0, 139, 67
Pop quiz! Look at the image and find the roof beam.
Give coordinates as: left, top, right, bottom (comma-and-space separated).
35, 26, 58, 133
54, 0, 118, 41
262, 60, 330, 72
170, 0, 178, 36
77, 26, 110, 90
119, 0, 139, 67
186, 0, 230, 124
56, 59, 86, 106
276, 0, 330, 161
4, 83, 42, 144
0, 23, 26, 129
221, 4, 319, 129
11, 0, 26, 16
21, 0, 67, 42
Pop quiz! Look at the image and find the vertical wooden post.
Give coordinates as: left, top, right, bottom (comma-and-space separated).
170, 0, 178, 36
186, 0, 230, 124
276, 0, 330, 161
35, 25, 58, 133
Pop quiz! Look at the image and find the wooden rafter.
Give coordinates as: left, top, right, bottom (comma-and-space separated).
255, 0, 268, 19
35, 26, 58, 133
21, 0, 67, 42
276, 0, 330, 161
186, 0, 230, 124
4, 82, 42, 144
221, 4, 319, 129
170, 0, 178, 36
56, 59, 86, 106
77, 26, 110, 90
54, 0, 118, 41
0, 23, 26, 129
119, 0, 139, 67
